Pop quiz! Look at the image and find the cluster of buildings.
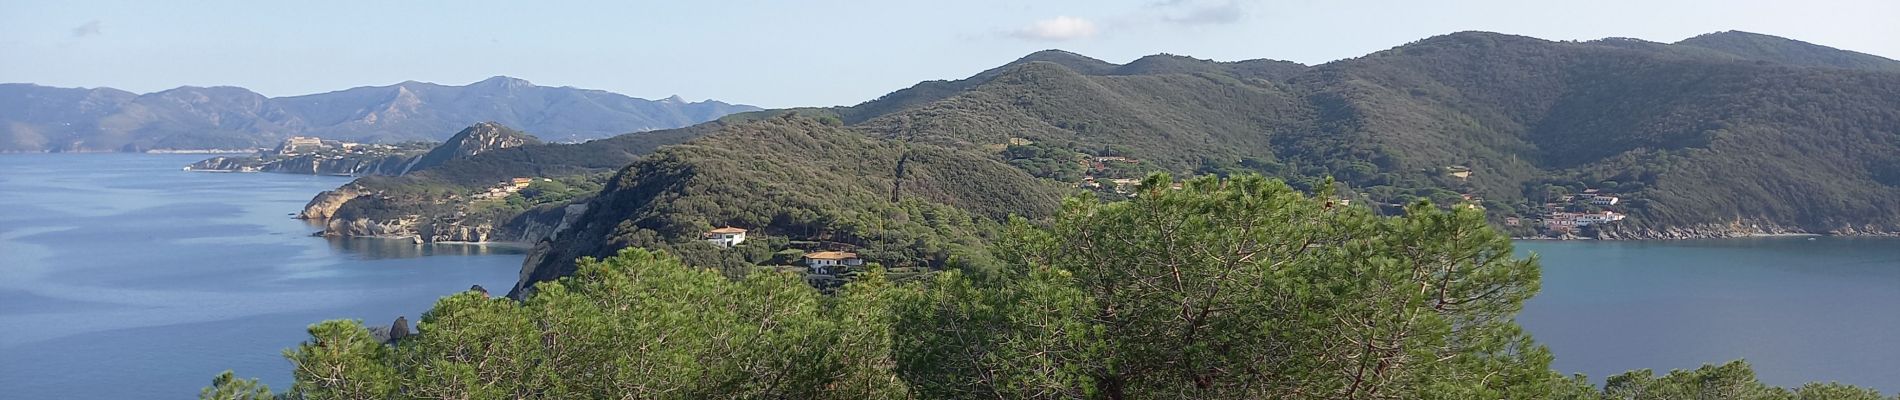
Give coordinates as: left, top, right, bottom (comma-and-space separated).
1535, 189, 1628, 233
1541, 211, 1627, 231
700, 226, 866, 276
471, 177, 538, 199
270, 136, 401, 158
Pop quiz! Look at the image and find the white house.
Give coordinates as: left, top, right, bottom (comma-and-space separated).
803, 251, 863, 274
1589, 195, 1620, 206
703, 227, 747, 247
1576, 211, 1626, 225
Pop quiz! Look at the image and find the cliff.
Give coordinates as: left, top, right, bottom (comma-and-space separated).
288, 121, 662, 245
187, 152, 422, 175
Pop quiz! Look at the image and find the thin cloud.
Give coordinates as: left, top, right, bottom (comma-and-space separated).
1161, 0, 1244, 26
71, 20, 103, 37
1009, 16, 1100, 41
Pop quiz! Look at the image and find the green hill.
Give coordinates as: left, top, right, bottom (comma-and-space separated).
1675, 30, 1900, 72
508, 30, 1900, 295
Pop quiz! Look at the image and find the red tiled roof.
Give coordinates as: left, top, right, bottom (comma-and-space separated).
804, 251, 858, 260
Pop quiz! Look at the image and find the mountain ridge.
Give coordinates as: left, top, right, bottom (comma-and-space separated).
502, 30, 1900, 295
0, 77, 760, 152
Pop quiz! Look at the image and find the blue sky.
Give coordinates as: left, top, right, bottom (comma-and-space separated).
4, 0, 1897, 108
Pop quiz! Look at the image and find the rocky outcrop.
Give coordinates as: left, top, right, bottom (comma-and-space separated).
298, 186, 368, 220
185, 156, 262, 172
504, 203, 589, 243
322, 215, 422, 239
426, 222, 496, 243
185, 149, 425, 175
315, 210, 535, 244
289, 122, 556, 243
402, 122, 541, 174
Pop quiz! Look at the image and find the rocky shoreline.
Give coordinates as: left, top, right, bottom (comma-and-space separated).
1515, 222, 1900, 241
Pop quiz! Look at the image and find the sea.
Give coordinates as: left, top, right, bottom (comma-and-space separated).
0, 154, 525, 399
2, 154, 1898, 397
1519, 237, 1900, 392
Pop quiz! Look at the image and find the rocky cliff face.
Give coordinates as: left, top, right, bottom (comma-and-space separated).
299, 185, 368, 220
314, 203, 576, 244
504, 203, 589, 243
187, 152, 420, 175
290, 122, 554, 242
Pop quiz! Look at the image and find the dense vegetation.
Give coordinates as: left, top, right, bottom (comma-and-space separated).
843, 31, 1900, 235
326, 121, 724, 225
214, 175, 1889, 399
514, 115, 1071, 291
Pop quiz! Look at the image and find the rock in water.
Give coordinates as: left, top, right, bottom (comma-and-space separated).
389, 316, 411, 342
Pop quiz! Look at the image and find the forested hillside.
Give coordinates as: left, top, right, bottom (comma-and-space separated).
513, 115, 1071, 294
508, 30, 1900, 296
858, 31, 1900, 236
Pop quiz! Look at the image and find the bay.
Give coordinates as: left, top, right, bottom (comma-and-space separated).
0, 154, 525, 399
1521, 237, 1900, 392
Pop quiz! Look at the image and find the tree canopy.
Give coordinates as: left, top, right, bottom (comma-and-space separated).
219, 174, 1889, 399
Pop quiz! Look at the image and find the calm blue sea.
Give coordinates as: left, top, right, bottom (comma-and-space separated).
3, 154, 1898, 397
1520, 237, 1900, 392
0, 154, 525, 399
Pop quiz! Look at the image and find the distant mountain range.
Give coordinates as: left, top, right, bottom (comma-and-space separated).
0, 76, 760, 152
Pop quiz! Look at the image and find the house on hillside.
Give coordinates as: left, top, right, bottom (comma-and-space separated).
510, 177, 534, 190
1576, 211, 1625, 225
1589, 195, 1620, 206
803, 251, 863, 275
1446, 165, 1472, 180
703, 227, 748, 247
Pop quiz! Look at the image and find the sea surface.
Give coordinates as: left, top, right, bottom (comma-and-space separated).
1520, 237, 1900, 392
0, 154, 525, 399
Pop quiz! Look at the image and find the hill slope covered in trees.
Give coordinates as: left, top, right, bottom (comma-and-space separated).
510, 30, 1900, 296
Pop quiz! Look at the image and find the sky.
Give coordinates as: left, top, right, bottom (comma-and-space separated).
3, 0, 1897, 108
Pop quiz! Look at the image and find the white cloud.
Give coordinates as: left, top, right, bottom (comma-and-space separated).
1009, 16, 1100, 41
71, 20, 102, 38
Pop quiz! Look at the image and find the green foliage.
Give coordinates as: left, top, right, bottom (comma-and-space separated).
1601, 360, 1894, 400
199, 370, 272, 400
894, 174, 1559, 398
518, 116, 1070, 287
231, 174, 1889, 399
285, 320, 398, 400
259, 248, 907, 399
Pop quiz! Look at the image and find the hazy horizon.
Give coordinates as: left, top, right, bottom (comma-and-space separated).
5, 0, 1897, 108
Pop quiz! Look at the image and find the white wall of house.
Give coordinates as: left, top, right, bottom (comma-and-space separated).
706, 232, 746, 247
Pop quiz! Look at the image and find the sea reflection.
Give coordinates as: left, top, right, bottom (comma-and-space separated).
322, 237, 530, 259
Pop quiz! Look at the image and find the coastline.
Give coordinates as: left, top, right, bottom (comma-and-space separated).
1514, 230, 1893, 241
325, 233, 532, 249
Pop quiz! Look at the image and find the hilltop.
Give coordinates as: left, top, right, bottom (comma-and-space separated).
504, 30, 1900, 295
0, 77, 759, 152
